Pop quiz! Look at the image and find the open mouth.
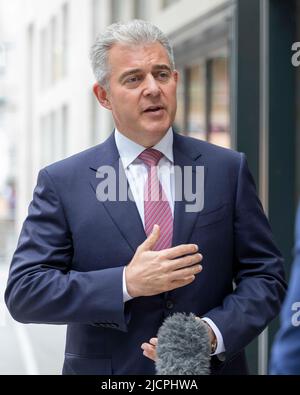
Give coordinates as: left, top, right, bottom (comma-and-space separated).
143, 106, 164, 113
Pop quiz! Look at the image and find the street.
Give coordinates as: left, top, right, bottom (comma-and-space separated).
0, 221, 66, 375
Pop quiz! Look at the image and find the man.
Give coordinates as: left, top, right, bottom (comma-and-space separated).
270, 204, 300, 374
5, 20, 286, 375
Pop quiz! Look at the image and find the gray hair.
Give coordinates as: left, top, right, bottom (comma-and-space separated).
90, 19, 175, 88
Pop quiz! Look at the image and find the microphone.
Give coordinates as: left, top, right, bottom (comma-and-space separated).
155, 312, 211, 375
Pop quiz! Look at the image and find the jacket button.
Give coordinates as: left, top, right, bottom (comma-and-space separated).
166, 300, 174, 309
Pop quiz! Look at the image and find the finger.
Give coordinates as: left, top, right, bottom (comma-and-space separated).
143, 349, 156, 362
139, 225, 160, 252
168, 276, 196, 290
149, 338, 158, 346
161, 244, 199, 260
169, 253, 203, 271
170, 264, 202, 281
141, 343, 157, 362
141, 342, 156, 351
141, 342, 157, 353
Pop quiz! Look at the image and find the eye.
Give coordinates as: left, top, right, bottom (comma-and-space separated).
124, 75, 142, 86
156, 71, 171, 81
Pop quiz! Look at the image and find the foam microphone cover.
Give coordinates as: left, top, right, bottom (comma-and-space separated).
155, 312, 211, 375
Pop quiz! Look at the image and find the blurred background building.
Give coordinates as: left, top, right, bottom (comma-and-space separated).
0, 0, 299, 375
0, 1, 17, 258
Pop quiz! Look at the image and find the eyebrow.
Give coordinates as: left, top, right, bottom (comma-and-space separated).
119, 68, 143, 82
152, 64, 172, 72
119, 64, 172, 82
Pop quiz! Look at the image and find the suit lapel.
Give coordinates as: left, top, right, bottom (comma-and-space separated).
162, 132, 205, 301
89, 132, 146, 253
88, 131, 206, 254
172, 132, 206, 247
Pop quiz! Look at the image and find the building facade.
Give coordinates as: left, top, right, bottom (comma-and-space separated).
17, 0, 234, 222
15, 0, 300, 374
0, 0, 18, 260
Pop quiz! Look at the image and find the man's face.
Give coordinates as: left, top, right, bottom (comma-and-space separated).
94, 42, 178, 147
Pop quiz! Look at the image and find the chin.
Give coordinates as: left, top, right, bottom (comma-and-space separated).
145, 130, 168, 144
144, 123, 171, 137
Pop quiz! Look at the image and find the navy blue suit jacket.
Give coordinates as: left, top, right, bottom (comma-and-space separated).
5, 131, 286, 375
270, 204, 300, 374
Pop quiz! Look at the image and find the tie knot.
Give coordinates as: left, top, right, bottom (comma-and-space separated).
138, 148, 163, 167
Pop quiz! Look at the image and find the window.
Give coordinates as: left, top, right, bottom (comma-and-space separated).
133, 0, 148, 19
62, 2, 69, 77
54, 105, 68, 160
40, 26, 51, 89
40, 105, 68, 167
92, 0, 101, 39
50, 16, 58, 84
62, 105, 68, 156
176, 54, 231, 149
174, 68, 185, 132
40, 114, 54, 167
91, 93, 101, 145
40, 3, 69, 89
40, 28, 47, 90
208, 57, 230, 148
186, 64, 206, 140
111, 0, 122, 23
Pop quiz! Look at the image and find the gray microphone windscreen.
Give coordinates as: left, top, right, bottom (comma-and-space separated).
156, 313, 211, 375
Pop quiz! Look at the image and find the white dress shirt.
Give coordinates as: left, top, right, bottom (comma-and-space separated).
115, 128, 225, 356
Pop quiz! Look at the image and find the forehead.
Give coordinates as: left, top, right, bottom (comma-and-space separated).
107, 42, 171, 74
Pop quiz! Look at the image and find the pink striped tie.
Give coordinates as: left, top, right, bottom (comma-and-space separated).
139, 149, 173, 251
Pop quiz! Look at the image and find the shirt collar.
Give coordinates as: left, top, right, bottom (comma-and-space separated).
115, 127, 174, 169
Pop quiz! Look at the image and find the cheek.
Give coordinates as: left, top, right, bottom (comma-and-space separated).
115, 101, 141, 124
116, 93, 139, 111
165, 84, 177, 100
110, 94, 133, 113
167, 88, 178, 110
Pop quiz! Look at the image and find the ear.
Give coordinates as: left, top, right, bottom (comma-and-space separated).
93, 83, 112, 110
173, 70, 179, 83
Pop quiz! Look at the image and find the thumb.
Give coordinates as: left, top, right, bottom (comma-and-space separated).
140, 224, 160, 251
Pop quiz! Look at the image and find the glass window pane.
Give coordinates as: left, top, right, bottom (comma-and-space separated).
91, 92, 101, 145
174, 69, 184, 132
111, 0, 122, 23
186, 64, 206, 140
62, 2, 69, 77
133, 0, 147, 19
41, 113, 54, 167
40, 28, 46, 90
50, 16, 57, 84
62, 105, 68, 156
208, 57, 230, 148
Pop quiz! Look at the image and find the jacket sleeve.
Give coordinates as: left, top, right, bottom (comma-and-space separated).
269, 204, 300, 374
5, 169, 130, 332
204, 153, 287, 359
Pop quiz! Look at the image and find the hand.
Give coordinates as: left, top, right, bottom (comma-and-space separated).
141, 337, 158, 362
141, 318, 217, 363
125, 225, 203, 298
206, 325, 217, 350
196, 317, 217, 353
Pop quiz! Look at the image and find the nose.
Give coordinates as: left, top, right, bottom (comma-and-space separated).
143, 74, 161, 97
